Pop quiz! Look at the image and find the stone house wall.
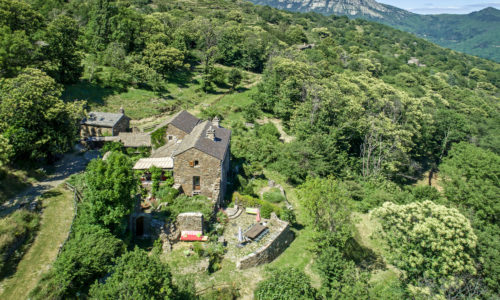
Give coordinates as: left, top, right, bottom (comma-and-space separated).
219, 148, 230, 204
112, 117, 130, 135
174, 148, 222, 199
80, 125, 113, 138
237, 218, 294, 269
80, 116, 130, 138
165, 124, 188, 142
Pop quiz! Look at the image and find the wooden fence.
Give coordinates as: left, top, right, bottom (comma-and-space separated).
57, 183, 83, 256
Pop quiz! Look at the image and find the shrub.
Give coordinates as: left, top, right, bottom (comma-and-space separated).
30, 224, 124, 299
263, 188, 285, 203
151, 126, 167, 149
232, 191, 258, 207
255, 267, 316, 300
193, 242, 204, 257
156, 186, 179, 204
89, 247, 177, 299
259, 201, 274, 219
279, 207, 296, 224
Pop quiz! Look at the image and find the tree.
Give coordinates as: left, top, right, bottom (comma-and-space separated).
0, 26, 33, 77
83, 152, 136, 233
0, 134, 12, 166
315, 246, 371, 299
0, 68, 84, 161
373, 201, 478, 293
228, 68, 242, 89
89, 247, 178, 299
142, 42, 185, 75
85, 0, 115, 51
440, 142, 500, 225
39, 15, 83, 83
297, 177, 352, 234
255, 268, 316, 300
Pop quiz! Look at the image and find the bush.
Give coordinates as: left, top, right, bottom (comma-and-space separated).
260, 201, 274, 219
193, 242, 204, 257
89, 247, 177, 299
30, 224, 124, 299
255, 267, 316, 300
156, 186, 179, 204
263, 188, 285, 203
151, 126, 167, 149
210, 67, 227, 86
168, 195, 213, 221
232, 192, 258, 207
279, 207, 296, 224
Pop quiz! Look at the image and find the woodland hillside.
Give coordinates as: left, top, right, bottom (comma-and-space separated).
0, 0, 499, 299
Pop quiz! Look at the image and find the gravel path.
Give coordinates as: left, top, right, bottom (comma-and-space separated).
0, 150, 99, 217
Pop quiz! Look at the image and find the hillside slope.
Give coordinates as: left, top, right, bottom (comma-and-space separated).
246, 0, 500, 61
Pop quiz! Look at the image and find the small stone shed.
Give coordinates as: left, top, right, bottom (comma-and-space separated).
80, 109, 130, 138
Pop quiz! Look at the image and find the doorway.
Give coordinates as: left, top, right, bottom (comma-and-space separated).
136, 217, 144, 236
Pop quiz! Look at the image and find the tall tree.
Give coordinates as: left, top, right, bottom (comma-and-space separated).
83, 152, 136, 234
39, 15, 83, 83
0, 68, 84, 161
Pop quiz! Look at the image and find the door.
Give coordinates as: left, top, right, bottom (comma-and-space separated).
136, 217, 144, 236
193, 176, 201, 191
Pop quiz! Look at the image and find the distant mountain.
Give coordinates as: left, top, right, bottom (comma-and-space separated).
247, 0, 500, 61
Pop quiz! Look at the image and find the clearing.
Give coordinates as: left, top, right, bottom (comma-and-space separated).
0, 186, 75, 299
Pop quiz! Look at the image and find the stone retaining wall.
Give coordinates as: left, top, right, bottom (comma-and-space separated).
236, 216, 294, 269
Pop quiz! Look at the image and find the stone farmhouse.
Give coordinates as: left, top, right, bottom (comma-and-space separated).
133, 110, 231, 205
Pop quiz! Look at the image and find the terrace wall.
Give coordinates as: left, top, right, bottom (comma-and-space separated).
236, 216, 294, 269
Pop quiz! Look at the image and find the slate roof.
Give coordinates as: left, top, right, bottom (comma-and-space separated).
173, 120, 231, 161
168, 110, 202, 133
118, 132, 151, 147
82, 112, 126, 127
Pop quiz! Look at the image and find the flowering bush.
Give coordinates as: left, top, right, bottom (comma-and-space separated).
373, 201, 477, 287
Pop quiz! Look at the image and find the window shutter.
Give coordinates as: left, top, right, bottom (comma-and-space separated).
189, 161, 194, 167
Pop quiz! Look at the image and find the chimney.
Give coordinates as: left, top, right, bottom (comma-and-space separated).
119, 106, 125, 114
212, 116, 220, 128
206, 126, 216, 141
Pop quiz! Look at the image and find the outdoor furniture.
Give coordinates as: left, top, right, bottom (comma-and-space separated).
244, 224, 268, 240
246, 207, 259, 215
254, 228, 269, 242
180, 230, 208, 242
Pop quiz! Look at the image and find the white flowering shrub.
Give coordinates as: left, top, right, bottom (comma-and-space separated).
373, 201, 477, 286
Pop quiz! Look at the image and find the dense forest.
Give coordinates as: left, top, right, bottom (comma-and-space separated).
0, 0, 499, 299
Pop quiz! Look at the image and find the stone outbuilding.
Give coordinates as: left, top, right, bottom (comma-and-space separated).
80, 108, 130, 138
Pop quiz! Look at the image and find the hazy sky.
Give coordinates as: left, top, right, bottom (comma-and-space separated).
377, 0, 500, 14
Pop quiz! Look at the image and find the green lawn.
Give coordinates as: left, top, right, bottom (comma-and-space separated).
0, 186, 74, 300
62, 67, 261, 123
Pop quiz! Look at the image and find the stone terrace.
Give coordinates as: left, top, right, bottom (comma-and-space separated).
223, 212, 284, 261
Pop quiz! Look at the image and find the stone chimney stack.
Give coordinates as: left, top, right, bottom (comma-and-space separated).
119, 106, 125, 114
206, 126, 216, 141
212, 116, 220, 128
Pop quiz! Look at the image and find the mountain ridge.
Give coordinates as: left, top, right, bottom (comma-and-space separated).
247, 0, 500, 61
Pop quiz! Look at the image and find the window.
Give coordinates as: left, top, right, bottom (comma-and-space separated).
194, 160, 199, 166
168, 135, 173, 141
193, 176, 201, 191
